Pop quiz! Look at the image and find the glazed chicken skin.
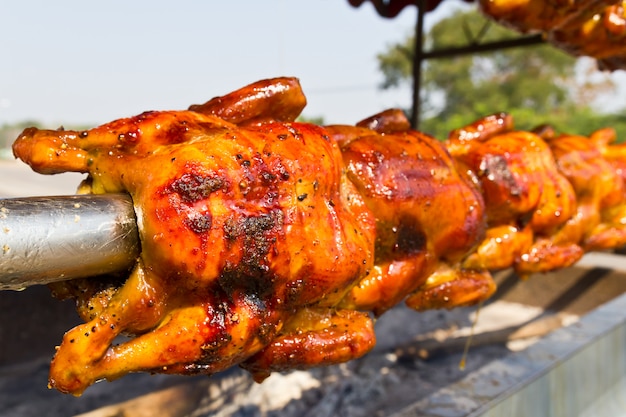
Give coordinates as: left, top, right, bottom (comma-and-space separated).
12, 77, 626, 396
14, 78, 380, 394
327, 110, 493, 315
541, 126, 626, 250
446, 113, 583, 275
479, 0, 626, 70
549, 1, 626, 70
593, 127, 626, 187
447, 113, 626, 276
478, 0, 620, 33
13, 78, 496, 395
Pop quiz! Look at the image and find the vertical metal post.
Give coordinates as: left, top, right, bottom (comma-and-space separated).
411, 0, 426, 129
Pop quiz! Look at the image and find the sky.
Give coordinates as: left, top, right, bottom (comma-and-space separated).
0, 0, 470, 128
1, 1, 624, 129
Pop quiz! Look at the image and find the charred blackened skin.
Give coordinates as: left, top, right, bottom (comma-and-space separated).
394, 216, 427, 257
198, 301, 234, 356
170, 172, 226, 203
374, 216, 426, 263
185, 212, 213, 234
260, 170, 277, 184
219, 211, 284, 296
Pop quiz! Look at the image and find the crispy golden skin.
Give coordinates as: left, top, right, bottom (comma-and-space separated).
546, 127, 626, 250
14, 78, 378, 395
549, 2, 626, 69
478, 0, 619, 33
478, 0, 626, 70
327, 110, 491, 315
12, 77, 626, 396
448, 112, 626, 276
448, 113, 582, 275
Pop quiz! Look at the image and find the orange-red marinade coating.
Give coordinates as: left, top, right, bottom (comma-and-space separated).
13, 82, 378, 395
326, 114, 490, 315
15, 76, 626, 397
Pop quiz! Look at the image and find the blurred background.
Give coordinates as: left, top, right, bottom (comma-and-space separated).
2, 0, 626, 160
1, 0, 420, 151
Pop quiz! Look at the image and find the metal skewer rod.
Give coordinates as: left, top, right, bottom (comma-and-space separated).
0, 194, 140, 291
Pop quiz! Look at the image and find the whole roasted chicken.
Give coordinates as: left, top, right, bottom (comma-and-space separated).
12, 77, 626, 395
478, 0, 620, 33
447, 114, 626, 274
479, 0, 626, 70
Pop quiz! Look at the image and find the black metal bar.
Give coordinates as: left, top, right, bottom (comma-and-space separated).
410, 31, 545, 128
422, 33, 545, 60
411, 0, 426, 129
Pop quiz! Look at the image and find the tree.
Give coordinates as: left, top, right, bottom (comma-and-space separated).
377, 9, 622, 140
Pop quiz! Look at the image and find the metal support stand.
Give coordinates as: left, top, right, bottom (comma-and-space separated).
411, 0, 426, 128
409, 4, 545, 129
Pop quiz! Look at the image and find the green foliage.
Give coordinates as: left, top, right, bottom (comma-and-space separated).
377, 9, 626, 142
297, 115, 325, 125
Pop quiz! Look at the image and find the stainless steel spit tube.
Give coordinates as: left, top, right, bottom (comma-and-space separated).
0, 194, 140, 291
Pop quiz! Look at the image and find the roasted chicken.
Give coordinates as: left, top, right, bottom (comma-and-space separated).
12, 77, 626, 396
478, 0, 620, 33
448, 113, 626, 275
447, 113, 582, 275
479, 0, 626, 70
14, 78, 379, 394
